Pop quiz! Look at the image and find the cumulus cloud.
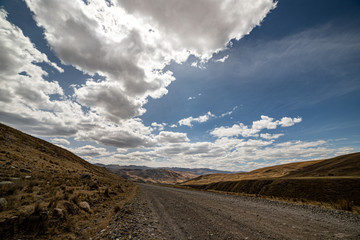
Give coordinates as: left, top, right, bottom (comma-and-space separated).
69, 145, 109, 157
52, 138, 70, 145
151, 122, 167, 131
179, 112, 215, 127
3, 1, 351, 171
99, 136, 350, 171
75, 119, 155, 149
24, 0, 276, 123
260, 133, 284, 140
210, 115, 302, 138
0, 9, 81, 136
118, 0, 276, 60
278, 117, 302, 127
155, 131, 189, 144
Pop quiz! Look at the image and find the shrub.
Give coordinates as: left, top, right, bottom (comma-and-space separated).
334, 199, 353, 211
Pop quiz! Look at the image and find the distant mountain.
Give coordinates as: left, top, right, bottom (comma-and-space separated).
165, 167, 235, 175
94, 164, 236, 184
96, 164, 199, 184
0, 123, 135, 239
96, 164, 235, 175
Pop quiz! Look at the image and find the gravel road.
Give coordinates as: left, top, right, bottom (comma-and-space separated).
139, 184, 360, 240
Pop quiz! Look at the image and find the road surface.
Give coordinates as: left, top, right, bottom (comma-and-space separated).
139, 184, 360, 240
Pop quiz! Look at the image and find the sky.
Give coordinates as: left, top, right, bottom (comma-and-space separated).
0, 0, 359, 171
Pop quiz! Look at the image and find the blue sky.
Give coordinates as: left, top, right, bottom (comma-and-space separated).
0, 0, 359, 171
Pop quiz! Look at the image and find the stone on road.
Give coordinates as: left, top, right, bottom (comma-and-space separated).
140, 184, 360, 240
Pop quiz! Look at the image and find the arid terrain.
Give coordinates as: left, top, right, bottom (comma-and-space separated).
123, 184, 360, 239
100, 165, 199, 184
1, 122, 360, 239
182, 152, 360, 213
0, 123, 136, 239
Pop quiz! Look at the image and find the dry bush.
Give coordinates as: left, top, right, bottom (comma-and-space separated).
334, 199, 353, 211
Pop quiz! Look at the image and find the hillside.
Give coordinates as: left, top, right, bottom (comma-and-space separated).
182, 159, 321, 185
98, 165, 199, 184
0, 123, 136, 239
182, 152, 360, 212
165, 167, 234, 175
284, 152, 360, 177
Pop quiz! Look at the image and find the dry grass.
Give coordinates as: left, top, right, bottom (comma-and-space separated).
113, 168, 199, 184
0, 123, 137, 239
182, 152, 360, 186
182, 152, 360, 214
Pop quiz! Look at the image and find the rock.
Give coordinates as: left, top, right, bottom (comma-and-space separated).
89, 181, 99, 190
0, 198, 8, 210
24, 176, 32, 179
80, 173, 91, 179
63, 201, 79, 215
53, 208, 64, 219
20, 168, 32, 173
0, 181, 14, 186
79, 201, 91, 212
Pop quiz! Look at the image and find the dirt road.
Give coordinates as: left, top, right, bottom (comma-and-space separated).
139, 184, 360, 240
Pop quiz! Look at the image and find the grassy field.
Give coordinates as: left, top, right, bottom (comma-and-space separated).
0, 123, 137, 239
182, 152, 360, 213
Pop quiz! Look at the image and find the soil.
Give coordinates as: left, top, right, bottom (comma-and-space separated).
120, 184, 360, 240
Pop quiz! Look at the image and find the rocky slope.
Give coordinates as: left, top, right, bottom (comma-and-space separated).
0, 123, 136, 239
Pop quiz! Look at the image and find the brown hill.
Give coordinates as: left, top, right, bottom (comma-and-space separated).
0, 123, 136, 239
183, 153, 360, 186
182, 159, 321, 185
110, 168, 198, 184
284, 152, 360, 178
182, 152, 360, 212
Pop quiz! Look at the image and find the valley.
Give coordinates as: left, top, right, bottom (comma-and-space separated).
1, 123, 360, 239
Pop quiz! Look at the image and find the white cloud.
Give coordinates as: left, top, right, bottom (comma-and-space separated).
75, 118, 155, 149
69, 145, 109, 157
210, 115, 302, 138
117, 0, 276, 60
2, 1, 354, 171
215, 55, 229, 63
191, 62, 198, 68
151, 122, 167, 131
23, 0, 276, 123
100, 136, 350, 172
260, 133, 284, 140
0, 9, 80, 136
187, 93, 202, 101
210, 123, 258, 138
278, 117, 302, 127
179, 112, 215, 127
52, 138, 70, 145
252, 115, 278, 130
220, 106, 238, 117
155, 131, 189, 144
